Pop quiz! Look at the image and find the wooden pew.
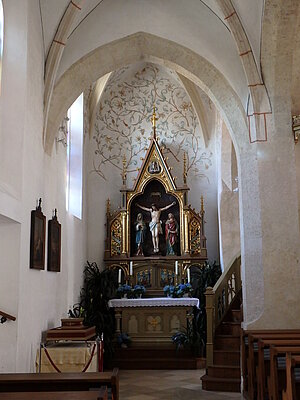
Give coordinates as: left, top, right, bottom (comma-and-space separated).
241, 330, 300, 395
282, 353, 300, 400
256, 339, 300, 400
242, 330, 300, 400
0, 387, 107, 400
268, 346, 300, 400
0, 370, 119, 400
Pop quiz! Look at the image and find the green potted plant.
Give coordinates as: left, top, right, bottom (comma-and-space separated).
78, 261, 118, 360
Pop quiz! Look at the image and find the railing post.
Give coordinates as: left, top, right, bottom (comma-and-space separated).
205, 286, 214, 367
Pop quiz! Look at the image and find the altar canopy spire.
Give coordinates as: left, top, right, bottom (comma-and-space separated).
151, 105, 158, 139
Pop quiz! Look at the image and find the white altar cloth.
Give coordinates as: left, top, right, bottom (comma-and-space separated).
108, 297, 199, 308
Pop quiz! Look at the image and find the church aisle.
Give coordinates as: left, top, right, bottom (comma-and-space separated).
119, 369, 244, 399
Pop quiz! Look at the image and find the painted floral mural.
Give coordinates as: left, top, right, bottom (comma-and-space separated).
92, 63, 212, 183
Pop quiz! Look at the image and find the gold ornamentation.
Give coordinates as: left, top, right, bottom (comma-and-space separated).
147, 316, 161, 331
201, 195, 204, 216
183, 151, 187, 185
111, 219, 122, 256
122, 154, 127, 186
292, 115, 300, 144
152, 105, 158, 138
190, 217, 201, 255
106, 198, 111, 217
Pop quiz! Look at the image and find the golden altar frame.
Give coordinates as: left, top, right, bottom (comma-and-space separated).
104, 114, 208, 295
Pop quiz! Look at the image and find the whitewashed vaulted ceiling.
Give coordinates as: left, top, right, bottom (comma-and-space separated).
40, 0, 264, 109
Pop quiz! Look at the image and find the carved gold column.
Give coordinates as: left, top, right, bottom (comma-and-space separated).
121, 211, 127, 256
183, 210, 190, 255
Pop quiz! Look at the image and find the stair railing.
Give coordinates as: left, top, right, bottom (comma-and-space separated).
205, 255, 241, 367
0, 309, 16, 324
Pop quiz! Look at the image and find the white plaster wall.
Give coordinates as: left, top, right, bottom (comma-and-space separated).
217, 121, 240, 268
0, 0, 26, 202
87, 63, 219, 264
0, 0, 87, 372
0, 216, 20, 372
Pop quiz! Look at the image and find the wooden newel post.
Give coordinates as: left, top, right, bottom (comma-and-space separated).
205, 286, 214, 367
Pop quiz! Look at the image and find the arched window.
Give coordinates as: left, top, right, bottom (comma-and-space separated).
0, 0, 3, 91
66, 93, 84, 219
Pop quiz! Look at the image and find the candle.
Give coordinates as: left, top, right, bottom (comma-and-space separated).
175, 261, 178, 275
118, 269, 122, 284
187, 268, 191, 283
130, 261, 133, 276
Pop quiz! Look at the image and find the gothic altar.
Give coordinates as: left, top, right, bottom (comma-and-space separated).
104, 110, 208, 348
104, 109, 208, 296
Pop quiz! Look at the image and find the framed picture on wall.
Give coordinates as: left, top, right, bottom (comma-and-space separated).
30, 199, 46, 270
47, 209, 61, 272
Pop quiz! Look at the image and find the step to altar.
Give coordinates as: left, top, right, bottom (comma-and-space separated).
106, 346, 200, 370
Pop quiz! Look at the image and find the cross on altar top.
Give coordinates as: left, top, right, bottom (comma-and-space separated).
152, 106, 158, 135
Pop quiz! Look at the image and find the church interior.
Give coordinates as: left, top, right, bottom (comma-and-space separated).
1, 0, 300, 399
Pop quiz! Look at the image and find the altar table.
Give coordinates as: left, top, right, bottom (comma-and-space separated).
108, 297, 199, 346
36, 342, 98, 373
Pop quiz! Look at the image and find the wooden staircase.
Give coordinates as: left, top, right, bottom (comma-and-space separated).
201, 256, 242, 392
201, 295, 242, 392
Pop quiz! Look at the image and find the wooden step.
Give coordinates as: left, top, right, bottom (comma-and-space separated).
214, 335, 240, 350
216, 321, 241, 336
213, 350, 240, 366
201, 374, 241, 392
207, 365, 241, 379
225, 309, 242, 322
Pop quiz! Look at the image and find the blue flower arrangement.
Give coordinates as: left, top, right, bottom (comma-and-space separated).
117, 284, 132, 298
116, 284, 146, 298
164, 283, 193, 298
133, 284, 146, 298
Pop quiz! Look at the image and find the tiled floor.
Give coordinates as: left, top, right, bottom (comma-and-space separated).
119, 369, 245, 400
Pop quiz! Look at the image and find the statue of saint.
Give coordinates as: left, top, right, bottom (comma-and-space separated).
136, 201, 176, 253
135, 213, 146, 256
165, 213, 179, 255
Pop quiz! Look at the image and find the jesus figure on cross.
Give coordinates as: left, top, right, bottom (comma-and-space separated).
136, 201, 176, 253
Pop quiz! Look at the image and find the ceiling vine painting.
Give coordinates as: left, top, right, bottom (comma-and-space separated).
92, 63, 212, 183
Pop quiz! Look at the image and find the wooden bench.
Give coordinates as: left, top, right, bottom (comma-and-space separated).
242, 330, 300, 400
0, 388, 107, 400
268, 346, 300, 400
282, 353, 300, 400
256, 339, 300, 400
0, 370, 118, 400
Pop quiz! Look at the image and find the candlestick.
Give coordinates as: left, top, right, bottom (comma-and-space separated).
118, 269, 122, 284
187, 268, 191, 283
130, 261, 133, 276
175, 261, 178, 276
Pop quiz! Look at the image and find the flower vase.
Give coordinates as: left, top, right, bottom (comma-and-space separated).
122, 293, 127, 299
183, 293, 190, 298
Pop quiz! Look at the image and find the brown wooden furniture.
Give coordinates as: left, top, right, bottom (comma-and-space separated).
268, 346, 300, 400
0, 388, 107, 400
0, 370, 119, 400
242, 330, 300, 400
282, 353, 300, 400
257, 339, 300, 400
